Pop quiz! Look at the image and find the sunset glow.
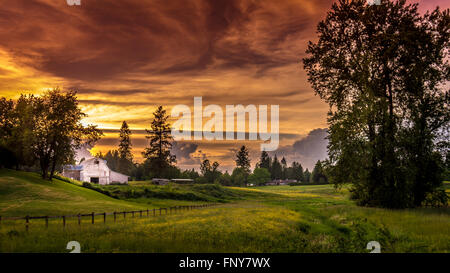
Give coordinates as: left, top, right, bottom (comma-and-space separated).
1, 0, 448, 171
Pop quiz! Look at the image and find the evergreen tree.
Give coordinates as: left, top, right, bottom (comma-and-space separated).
257, 151, 271, 170
235, 145, 251, 174
143, 106, 176, 177
303, 169, 311, 184
312, 160, 328, 184
280, 157, 288, 179
291, 161, 304, 182
118, 121, 133, 161
118, 121, 133, 175
271, 155, 282, 180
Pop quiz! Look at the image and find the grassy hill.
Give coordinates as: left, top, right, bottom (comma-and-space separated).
0, 169, 209, 217
0, 170, 275, 217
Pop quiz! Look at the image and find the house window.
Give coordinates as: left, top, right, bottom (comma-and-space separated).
94, 160, 99, 165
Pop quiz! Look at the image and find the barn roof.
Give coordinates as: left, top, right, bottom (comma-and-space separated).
64, 165, 83, 171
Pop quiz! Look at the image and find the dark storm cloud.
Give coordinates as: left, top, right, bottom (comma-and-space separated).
269, 128, 329, 170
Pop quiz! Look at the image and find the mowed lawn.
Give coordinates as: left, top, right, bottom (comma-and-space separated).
0, 170, 449, 253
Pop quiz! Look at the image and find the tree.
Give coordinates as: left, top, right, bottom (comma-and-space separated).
200, 159, 221, 183
235, 145, 251, 174
303, 169, 311, 184
248, 168, 271, 186
257, 151, 271, 170
118, 121, 133, 161
270, 155, 282, 180
280, 157, 288, 179
0, 98, 14, 142
3, 95, 36, 169
312, 160, 328, 184
38, 89, 103, 180
7, 89, 103, 180
291, 161, 304, 182
303, 0, 449, 208
143, 106, 176, 178
181, 168, 200, 180
217, 171, 232, 186
231, 167, 247, 186
118, 121, 134, 175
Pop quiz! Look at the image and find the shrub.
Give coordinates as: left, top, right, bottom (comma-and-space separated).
422, 188, 449, 208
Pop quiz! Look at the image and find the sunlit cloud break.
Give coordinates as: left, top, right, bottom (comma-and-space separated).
171, 97, 279, 151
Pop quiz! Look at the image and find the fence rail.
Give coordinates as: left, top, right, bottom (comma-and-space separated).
0, 204, 218, 230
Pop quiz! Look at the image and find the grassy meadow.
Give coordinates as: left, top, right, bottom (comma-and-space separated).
0, 170, 448, 253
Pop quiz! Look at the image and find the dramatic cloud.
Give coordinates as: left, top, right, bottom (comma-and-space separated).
268, 128, 328, 170
0, 0, 447, 171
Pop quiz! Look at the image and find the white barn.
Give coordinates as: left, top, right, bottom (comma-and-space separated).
63, 158, 129, 185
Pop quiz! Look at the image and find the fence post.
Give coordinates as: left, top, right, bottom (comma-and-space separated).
103, 213, 106, 223
124, 211, 126, 219
132, 211, 134, 218
147, 209, 149, 217
25, 215, 29, 232
63, 216, 66, 228
159, 208, 161, 215
140, 210, 142, 218
78, 214, 81, 226
91, 212, 95, 224
0, 215, 2, 225
45, 216, 49, 228
153, 209, 156, 216
114, 212, 116, 222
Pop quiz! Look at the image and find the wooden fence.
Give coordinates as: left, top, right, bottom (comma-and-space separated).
0, 203, 218, 231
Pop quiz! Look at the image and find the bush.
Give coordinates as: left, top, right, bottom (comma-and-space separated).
81, 182, 115, 198
422, 188, 449, 208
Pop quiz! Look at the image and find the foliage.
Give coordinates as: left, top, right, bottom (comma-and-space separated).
248, 168, 271, 186
303, 169, 311, 184
0, 89, 102, 180
270, 155, 282, 180
142, 106, 176, 178
117, 121, 134, 175
1, 172, 448, 253
216, 171, 232, 186
235, 145, 251, 174
200, 159, 221, 183
303, 0, 449, 208
422, 188, 449, 208
256, 151, 271, 170
312, 160, 328, 184
231, 167, 247, 186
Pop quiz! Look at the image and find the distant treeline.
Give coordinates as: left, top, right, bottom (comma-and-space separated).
97, 109, 328, 186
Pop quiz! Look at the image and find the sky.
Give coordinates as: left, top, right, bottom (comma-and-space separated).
0, 0, 448, 172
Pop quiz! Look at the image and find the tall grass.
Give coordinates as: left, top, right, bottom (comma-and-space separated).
1, 170, 448, 253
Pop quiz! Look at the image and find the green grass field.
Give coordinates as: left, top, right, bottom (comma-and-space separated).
0, 169, 448, 253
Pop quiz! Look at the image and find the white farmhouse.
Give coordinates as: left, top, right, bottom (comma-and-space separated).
63, 158, 129, 185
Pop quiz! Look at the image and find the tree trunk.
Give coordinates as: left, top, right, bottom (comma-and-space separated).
49, 155, 58, 181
